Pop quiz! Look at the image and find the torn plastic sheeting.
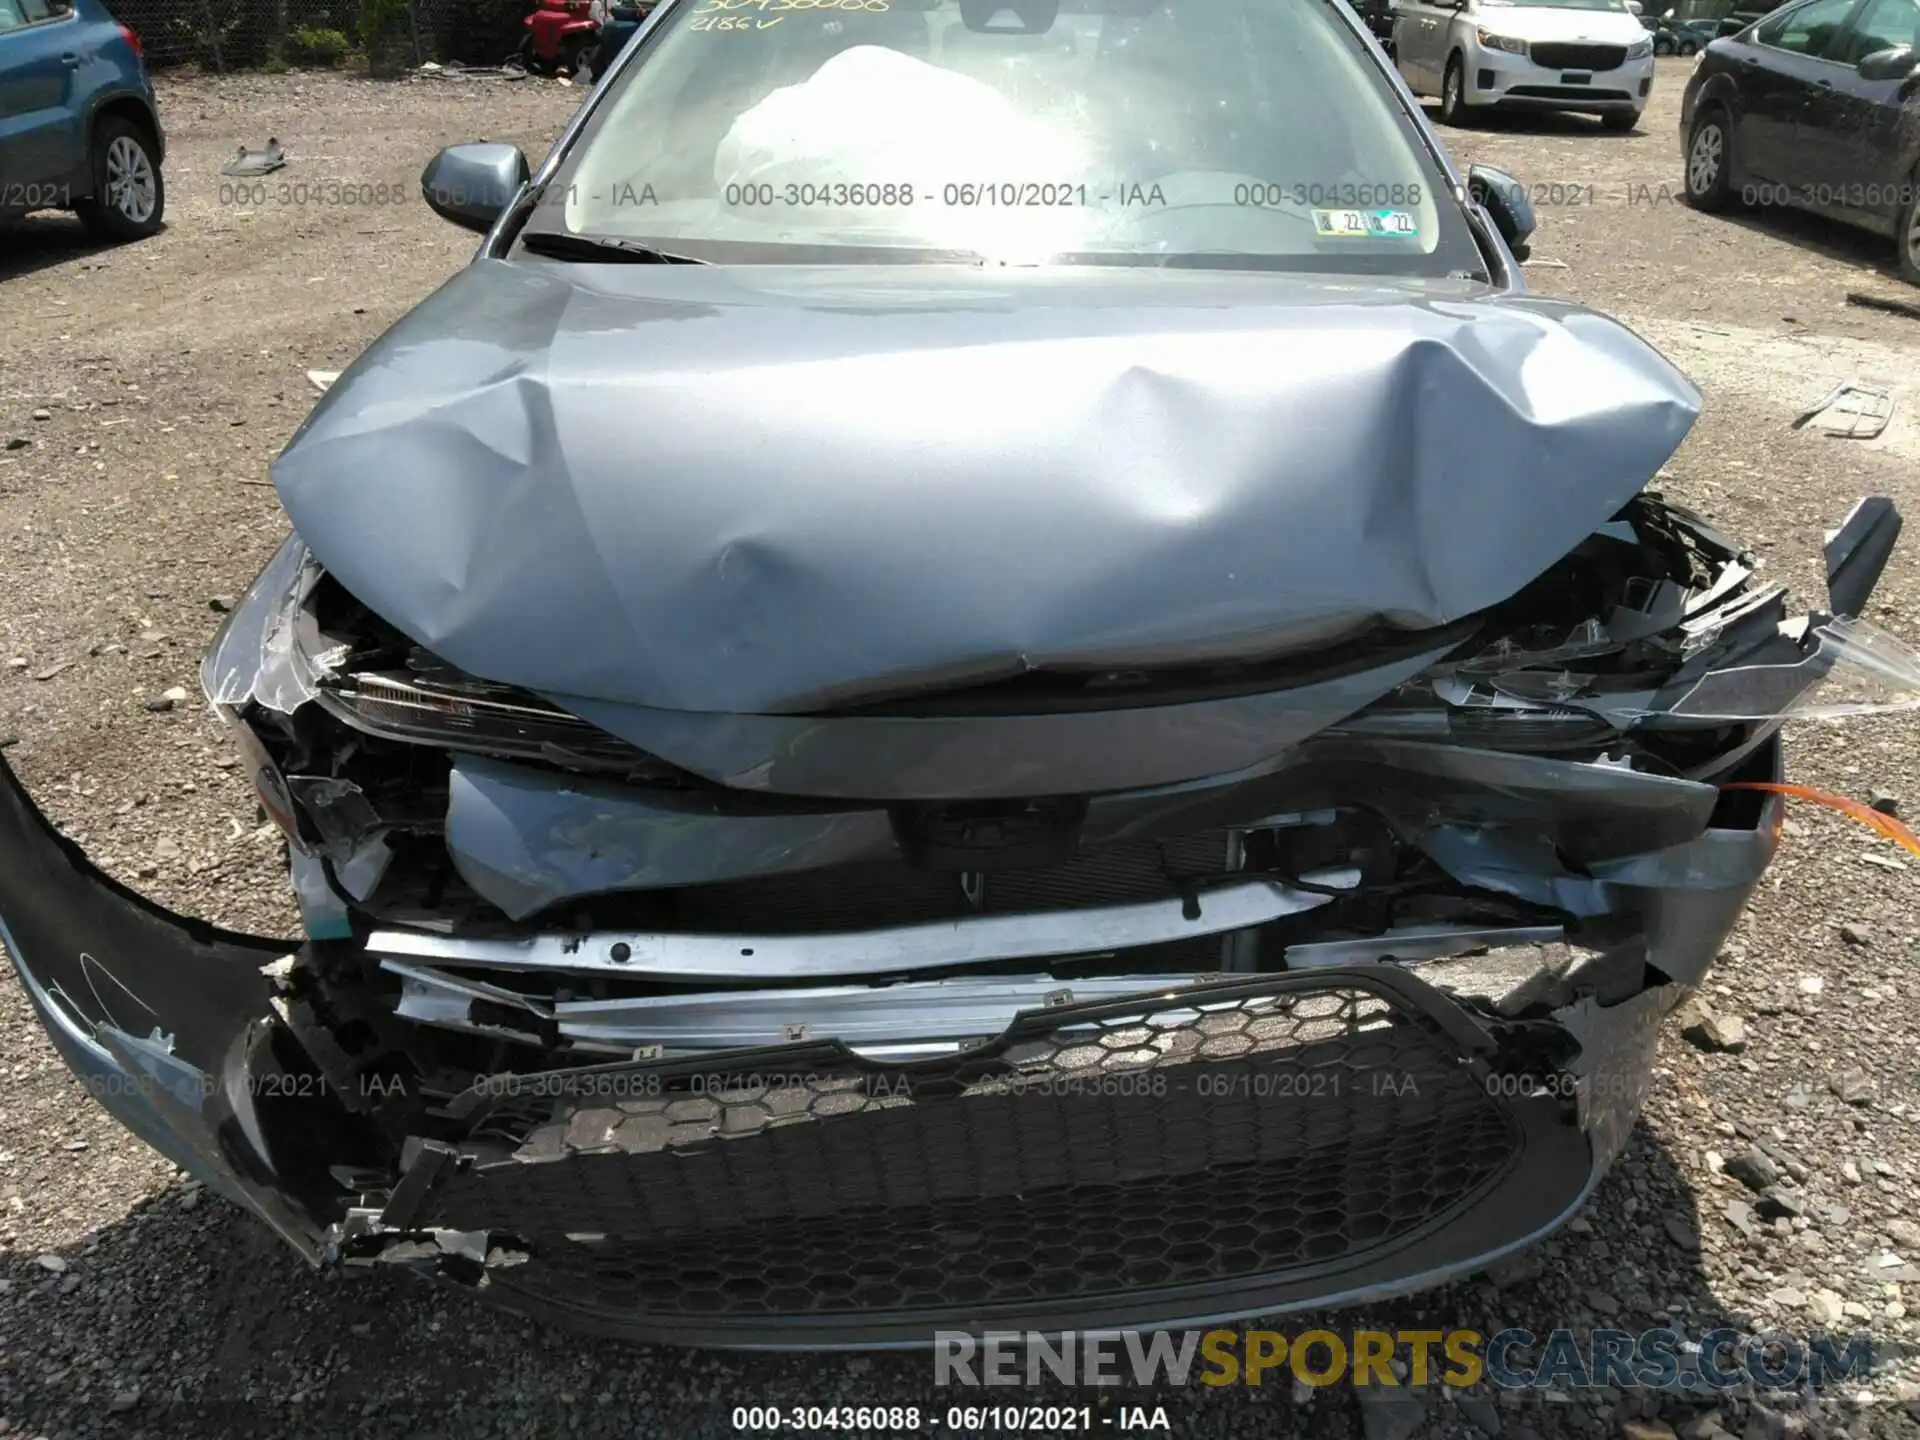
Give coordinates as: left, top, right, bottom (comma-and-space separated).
272, 260, 1699, 716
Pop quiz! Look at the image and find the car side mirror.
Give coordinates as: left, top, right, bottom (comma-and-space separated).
420, 143, 530, 234
1467, 163, 1536, 262
1856, 43, 1917, 80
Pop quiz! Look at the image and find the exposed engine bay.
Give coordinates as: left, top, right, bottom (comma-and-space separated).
3, 480, 1909, 1344
161, 486, 1905, 1313
7, 437, 1912, 1344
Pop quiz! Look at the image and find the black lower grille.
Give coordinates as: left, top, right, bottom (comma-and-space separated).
1529, 41, 1628, 69
422, 974, 1521, 1329
1507, 85, 1636, 101
668, 831, 1235, 934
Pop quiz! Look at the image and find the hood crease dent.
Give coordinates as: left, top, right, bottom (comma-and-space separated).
273, 261, 1700, 717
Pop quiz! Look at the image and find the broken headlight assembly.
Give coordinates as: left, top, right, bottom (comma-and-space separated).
311, 666, 668, 777
205, 538, 695, 791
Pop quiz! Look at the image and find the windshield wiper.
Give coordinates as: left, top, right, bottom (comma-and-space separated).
519, 231, 708, 265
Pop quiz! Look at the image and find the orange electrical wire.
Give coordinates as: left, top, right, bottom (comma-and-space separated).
1724, 782, 1920, 859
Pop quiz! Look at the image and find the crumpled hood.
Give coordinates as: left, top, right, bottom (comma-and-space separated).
272, 259, 1698, 716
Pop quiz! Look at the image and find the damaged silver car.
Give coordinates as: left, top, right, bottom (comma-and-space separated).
5, 0, 1917, 1347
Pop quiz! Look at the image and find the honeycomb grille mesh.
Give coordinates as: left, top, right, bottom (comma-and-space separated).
427, 981, 1518, 1323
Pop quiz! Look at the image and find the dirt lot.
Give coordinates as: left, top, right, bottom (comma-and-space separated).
3, 57, 1920, 1440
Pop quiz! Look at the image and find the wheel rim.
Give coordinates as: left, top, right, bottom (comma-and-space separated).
105, 135, 156, 224
1906, 200, 1920, 269
1687, 123, 1722, 195
1445, 68, 1461, 113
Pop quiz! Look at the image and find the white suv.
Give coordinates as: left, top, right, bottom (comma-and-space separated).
1393, 0, 1657, 131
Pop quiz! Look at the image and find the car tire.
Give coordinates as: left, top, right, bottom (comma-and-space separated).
1654, 36, 1672, 54
1684, 105, 1736, 211
73, 115, 164, 244
1678, 38, 1699, 54
1440, 55, 1475, 127
1602, 108, 1641, 134
1898, 171, 1920, 287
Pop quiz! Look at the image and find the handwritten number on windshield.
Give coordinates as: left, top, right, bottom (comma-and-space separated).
694, 0, 892, 12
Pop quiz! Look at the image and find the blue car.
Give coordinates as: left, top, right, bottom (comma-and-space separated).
0, 0, 164, 241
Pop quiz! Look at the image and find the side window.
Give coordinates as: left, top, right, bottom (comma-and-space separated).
18, 0, 57, 19
0, 0, 29, 33
1755, 0, 1859, 52
1836, 0, 1920, 58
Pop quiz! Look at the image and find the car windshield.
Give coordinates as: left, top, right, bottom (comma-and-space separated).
521, 0, 1484, 274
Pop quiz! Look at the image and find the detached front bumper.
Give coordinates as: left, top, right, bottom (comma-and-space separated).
0, 753, 324, 1257
0, 733, 1787, 1347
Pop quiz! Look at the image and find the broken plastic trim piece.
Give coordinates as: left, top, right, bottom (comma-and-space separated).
386, 961, 1226, 1059
1825, 497, 1902, 619
1284, 924, 1565, 969
369, 871, 1357, 982
1663, 615, 1920, 723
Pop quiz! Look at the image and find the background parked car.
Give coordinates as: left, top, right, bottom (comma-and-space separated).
1356, 0, 1402, 55
1652, 14, 1719, 49
1680, 0, 1920, 283
1394, 0, 1657, 130
583, 0, 652, 80
0, 0, 164, 241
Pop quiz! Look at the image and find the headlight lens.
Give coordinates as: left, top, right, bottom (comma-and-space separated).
1626, 37, 1655, 57
314, 666, 693, 783
265, 563, 698, 786
1477, 28, 1529, 52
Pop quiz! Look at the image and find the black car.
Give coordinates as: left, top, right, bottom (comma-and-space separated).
1353, 0, 1398, 53
1652, 14, 1717, 50
1680, 0, 1920, 282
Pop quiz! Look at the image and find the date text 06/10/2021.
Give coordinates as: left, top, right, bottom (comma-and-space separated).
730, 1405, 1175, 1432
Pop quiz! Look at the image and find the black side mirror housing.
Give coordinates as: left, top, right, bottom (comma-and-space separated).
1467, 163, 1536, 264
1856, 43, 1917, 80
421, 143, 531, 234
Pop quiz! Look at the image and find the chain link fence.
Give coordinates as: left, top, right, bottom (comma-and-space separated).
107, 0, 529, 72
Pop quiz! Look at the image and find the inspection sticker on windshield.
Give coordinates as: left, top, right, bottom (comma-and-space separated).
1311, 208, 1419, 240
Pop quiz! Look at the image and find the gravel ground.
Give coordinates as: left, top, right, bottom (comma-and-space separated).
3, 59, 1920, 1440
